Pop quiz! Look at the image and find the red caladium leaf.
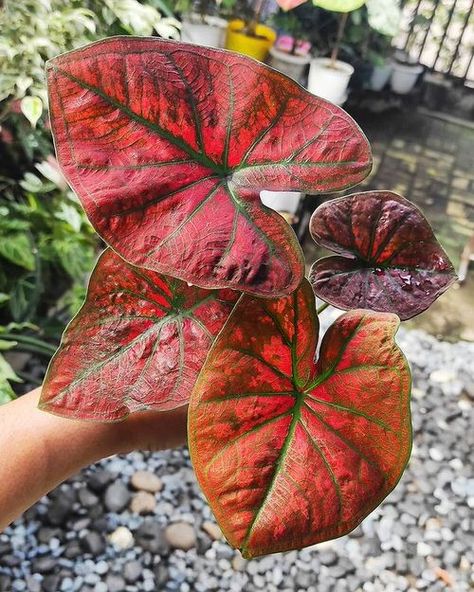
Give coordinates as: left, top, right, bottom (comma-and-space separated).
47, 36, 372, 297
40, 249, 238, 421
310, 191, 456, 320
188, 279, 411, 558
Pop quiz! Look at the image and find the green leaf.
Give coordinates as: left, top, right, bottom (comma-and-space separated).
0, 353, 21, 383
366, 0, 401, 36
313, 0, 366, 11
0, 294, 10, 306
55, 203, 83, 232
0, 379, 17, 405
0, 339, 17, 351
9, 275, 40, 321
0, 233, 35, 271
20, 96, 43, 128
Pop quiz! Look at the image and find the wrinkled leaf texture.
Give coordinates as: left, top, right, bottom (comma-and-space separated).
47, 36, 372, 298
40, 249, 238, 420
310, 191, 456, 320
189, 279, 412, 557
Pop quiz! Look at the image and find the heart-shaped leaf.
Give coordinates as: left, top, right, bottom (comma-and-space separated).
310, 191, 456, 320
40, 249, 238, 421
188, 279, 411, 558
47, 36, 372, 297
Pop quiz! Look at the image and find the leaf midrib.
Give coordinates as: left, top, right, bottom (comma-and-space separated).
53, 66, 225, 175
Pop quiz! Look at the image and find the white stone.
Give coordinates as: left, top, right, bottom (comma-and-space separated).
109, 526, 134, 550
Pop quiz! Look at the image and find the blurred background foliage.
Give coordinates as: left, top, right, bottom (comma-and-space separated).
0, 0, 181, 400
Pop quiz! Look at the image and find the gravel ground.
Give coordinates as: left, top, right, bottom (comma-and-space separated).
1, 324, 473, 592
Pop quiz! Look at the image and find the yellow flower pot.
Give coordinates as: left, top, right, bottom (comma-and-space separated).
225, 20, 276, 62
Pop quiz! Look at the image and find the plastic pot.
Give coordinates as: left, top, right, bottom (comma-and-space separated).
181, 14, 227, 48
307, 58, 354, 105
225, 20, 276, 61
390, 61, 424, 94
370, 63, 393, 91
268, 47, 311, 82
260, 191, 302, 219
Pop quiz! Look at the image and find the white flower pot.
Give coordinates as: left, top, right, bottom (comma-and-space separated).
268, 47, 311, 82
370, 63, 393, 91
307, 58, 354, 105
390, 61, 423, 94
181, 15, 227, 48
260, 191, 302, 216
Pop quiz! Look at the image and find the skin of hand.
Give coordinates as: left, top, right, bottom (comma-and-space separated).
0, 388, 188, 531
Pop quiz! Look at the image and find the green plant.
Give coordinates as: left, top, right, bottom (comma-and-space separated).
39, 37, 455, 558
271, 10, 310, 53
0, 162, 98, 398
169, 0, 236, 19
0, 0, 179, 118
342, 0, 401, 66
276, 0, 400, 65
0, 0, 181, 401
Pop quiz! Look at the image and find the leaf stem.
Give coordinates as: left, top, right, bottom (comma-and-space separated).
1, 334, 57, 355
330, 11, 348, 67
317, 302, 330, 315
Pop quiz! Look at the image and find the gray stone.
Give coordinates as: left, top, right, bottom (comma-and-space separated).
0, 576, 11, 592
78, 487, 100, 508
47, 490, 76, 526
409, 556, 425, 577
153, 564, 169, 587
319, 550, 338, 566
37, 528, 62, 544
105, 575, 126, 592
64, 540, 82, 559
124, 560, 143, 584
41, 575, 61, 592
31, 556, 56, 574
295, 571, 317, 587
25, 577, 41, 592
80, 531, 106, 555
104, 481, 131, 513
87, 470, 115, 493
443, 548, 460, 566
135, 519, 169, 555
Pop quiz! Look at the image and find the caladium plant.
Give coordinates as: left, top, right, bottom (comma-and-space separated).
41, 36, 456, 558
46, 36, 371, 298
309, 191, 456, 320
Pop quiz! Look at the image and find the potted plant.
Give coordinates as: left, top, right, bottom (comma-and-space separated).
368, 34, 394, 90
304, 0, 365, 104
390, 50, 424, 94
390, 14, 429, 94
365, 0, 400, 90
225, 0, 276, 61
268, 10, 312, 81
37, 37, 456, 559
173, 0, 232, 47
342, 2, 400, 92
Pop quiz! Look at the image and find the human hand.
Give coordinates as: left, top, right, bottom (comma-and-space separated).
0, 388, 187, 530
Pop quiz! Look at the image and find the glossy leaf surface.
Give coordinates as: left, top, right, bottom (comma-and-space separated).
47, 36, 372, 297
40, 249, 238, 421
310, 191, 456, 320
189, 280, 411, 558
